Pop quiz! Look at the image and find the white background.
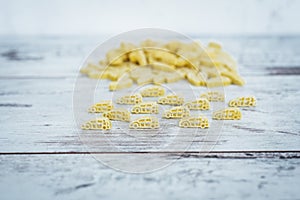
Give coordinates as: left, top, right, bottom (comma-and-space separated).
0, 0, 299, 36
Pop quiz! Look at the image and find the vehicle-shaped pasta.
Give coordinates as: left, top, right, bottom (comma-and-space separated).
184, 98, 210, 110
163, 106, 190, 119
179, 116, 209, 128
129, 116, 159, 129
81, 117, 112, 130
131, 102, 159, 114
228, 96, 256, 107
157, 94, 184, 105
212, 108, 242, 120
200, 91, 225, 102
88, 100, 113, 113
140, 86, 165, 97
102, 108, 130, 122
116, 94, 142, 104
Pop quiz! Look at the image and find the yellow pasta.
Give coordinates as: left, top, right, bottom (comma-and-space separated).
184, 98, 210, 110
164, 71, 183, 83
131, 102, 159, 114
109, 79, 133, 91
140, 86, 165, 97
129, 116, 159, 129
163, 106, 190, 119
187, 72, 206, 86
200, 91, 225, 102
228, 96, 256, 107
221, 70, 245, 86
179, 116, 209, 128
153, 75, 165, 85
80, 40, 245, 90
106, 49, 127, 66
212, 108, 242, 120
116, 94, 143, 105
88, 101, 113, 113
102, 108, 130, 122
208, 41, 222, 50
81, 117, 112, 130
129, 50, 147, 66
157, 94, 184, 105
206, 76, 231, 88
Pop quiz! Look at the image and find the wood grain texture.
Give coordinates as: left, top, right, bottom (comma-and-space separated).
0, 154, 300, 200
0, 36, 299, 199
0, 73, 299, 152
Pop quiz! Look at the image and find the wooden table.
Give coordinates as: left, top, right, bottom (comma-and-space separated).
0, 36, 299, 199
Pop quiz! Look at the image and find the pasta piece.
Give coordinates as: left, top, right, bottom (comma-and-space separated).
106, 49, 127, 66
157, 94, 184, 105
136, 76, 153, 85
206, 76, 231, 88
151, 61, 176, 72
81, 117, 112, 130
102, 108, 130, 122
129, 50, 147, 66
116, 94, 143, 105
212, 108, 242, 120
163, 106, 190, 119
200, 91, 225, 102
120, 42, 137, 52
153, 75, 165, 85
131, 102, 159, 114
228, 96, 256, 107
130, 66, 152, 81
187, 72, 207, 86
109, 78, 133, 91
88, 100, 114, 113
221, 70, 245, 86
129, 116, 159, 129
164, 72, 183, 83
184, 98, 210, 110
179, 116, 209, 128
208, 41, 222, 50
140, 86, 165, 97
150, 50, 178, 65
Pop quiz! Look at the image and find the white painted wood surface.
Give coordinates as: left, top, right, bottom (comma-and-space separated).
0, 154, 299, 200
0, 36, 299, 199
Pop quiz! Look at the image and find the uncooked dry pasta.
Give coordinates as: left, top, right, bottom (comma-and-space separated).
80, 40, 244, 90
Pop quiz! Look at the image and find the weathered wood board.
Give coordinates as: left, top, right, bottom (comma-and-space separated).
0, 36, 299, 199
0, 154, 300, 200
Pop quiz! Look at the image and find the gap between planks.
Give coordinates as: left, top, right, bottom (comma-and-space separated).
1, 150, 300, 159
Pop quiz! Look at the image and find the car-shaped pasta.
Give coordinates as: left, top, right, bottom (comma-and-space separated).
200, 91, 225, 102
81, 117, 112, 130
129, 116, 159, 129
102, 108, 130, 122
157, 94, 184, 105
131, 102, 159, 114
163, 106, 190, 119
212, 108, 242, 120
116, 94, 142, 104
140, 86, 165, 97
184, 98, 210, 110
228, 96, 256, 107
88, 100, 113, 113
179, 116, 209, 128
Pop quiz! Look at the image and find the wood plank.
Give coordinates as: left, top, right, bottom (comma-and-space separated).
0, 36, 300, 77
0, 154, 299, 199
0, 75, 299, 152
0, 36, 299, 153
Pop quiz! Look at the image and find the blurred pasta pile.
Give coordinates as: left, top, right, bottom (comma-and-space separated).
80, 40, 245, 90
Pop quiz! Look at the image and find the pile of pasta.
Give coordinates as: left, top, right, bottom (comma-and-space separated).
80, 40, 245, 90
